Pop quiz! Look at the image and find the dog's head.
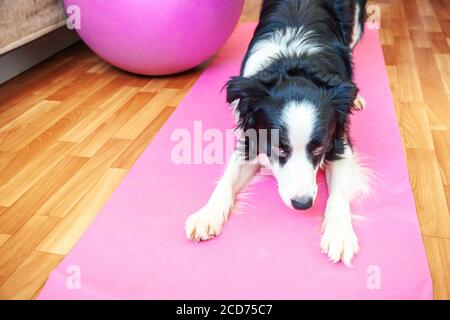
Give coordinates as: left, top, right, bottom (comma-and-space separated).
227, 65, 357, 210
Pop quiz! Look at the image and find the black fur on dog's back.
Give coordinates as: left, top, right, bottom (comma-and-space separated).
227, 0, 367, 163
241, 0, 367, 78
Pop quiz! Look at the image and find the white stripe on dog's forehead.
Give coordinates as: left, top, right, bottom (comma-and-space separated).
282, 101, 316, 150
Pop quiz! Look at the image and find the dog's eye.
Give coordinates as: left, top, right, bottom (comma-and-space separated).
312, 146, 324, 157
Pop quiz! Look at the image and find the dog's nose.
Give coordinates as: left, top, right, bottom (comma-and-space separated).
291, 196, 313, 210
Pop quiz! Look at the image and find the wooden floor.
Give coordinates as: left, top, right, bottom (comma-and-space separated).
0, 0, 449, 299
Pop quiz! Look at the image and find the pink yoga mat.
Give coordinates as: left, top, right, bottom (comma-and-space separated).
39, 24, 433, 299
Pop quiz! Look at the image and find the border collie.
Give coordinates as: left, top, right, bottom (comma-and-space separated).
186, 0, 368, 266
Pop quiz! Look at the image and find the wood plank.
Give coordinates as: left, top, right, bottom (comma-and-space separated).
445, 186, 450, 211
399, 102, 435, 149
431, 130, 450, 185
0, 94, 48, 129
0, 79, 130, 188
426, 104, 448, 131
87, 61, 113, 74
38, 168, 127, 255
0, 155, 88, 234
167, 77, 199, 107
422, 236, 450, 300
113, 88, 179, 140
0, 100, 59, 138
46, 72, 118, 101
0, 151, 18, 173
71, 92, 155, 157
403, 0, 423, 30
429, 32, 449, 53
433, 54, 450, 95
140, 77, 171, 93
60, 86, 140, 142
393, 36, 416, 64
416, 0, 436, 16
406, 148, 450, 238
0, 251, 63, 300
423, 93, 450, 129
0, 142, 75, 207
0, 215, 60, 287
35, 139, 130, 217
0, 101, 73, 152
380, 28, 394, 46
112, 107, 176, 170
381, 45, 396, 66
0, 234, 11, 247
414, 48, 447, 98
395, 64, 424, 102
431, 0, 450, 21
410, 29, 432, 48
422, 16, 443, 33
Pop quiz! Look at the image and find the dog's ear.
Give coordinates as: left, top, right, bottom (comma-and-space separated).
226, 76, 272, 161
226, 76, 270, 105
328, 80, 358, 138
226, 76, 271, 130
328, 80, 358, 111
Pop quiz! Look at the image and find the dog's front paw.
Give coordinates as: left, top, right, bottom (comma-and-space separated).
185, 206, 226, 241
320, 204, 359, 266
353, 95, 366, 110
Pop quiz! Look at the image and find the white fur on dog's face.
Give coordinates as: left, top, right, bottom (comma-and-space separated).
271, 101, 319, 209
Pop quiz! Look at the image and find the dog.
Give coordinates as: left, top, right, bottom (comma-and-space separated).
185, 0, 368, 266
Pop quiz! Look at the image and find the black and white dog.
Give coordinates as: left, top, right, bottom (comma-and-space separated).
186, 0, 368, 266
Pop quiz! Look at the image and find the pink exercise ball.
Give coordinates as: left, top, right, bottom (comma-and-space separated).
64, 0, 244, 75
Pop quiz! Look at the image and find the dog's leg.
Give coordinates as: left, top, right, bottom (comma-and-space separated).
320, 144, 359, 266
185, 151, 259, 241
